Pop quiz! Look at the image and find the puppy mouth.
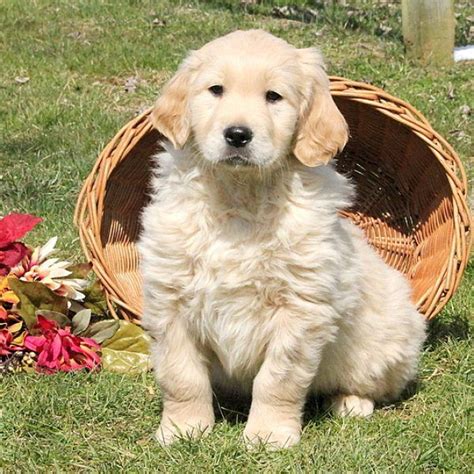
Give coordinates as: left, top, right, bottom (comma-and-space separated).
221, 155, 254, 167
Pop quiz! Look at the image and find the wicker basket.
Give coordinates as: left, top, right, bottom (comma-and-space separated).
75, 77, 471, 323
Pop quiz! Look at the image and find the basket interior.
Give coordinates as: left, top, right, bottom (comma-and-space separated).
98, 97, 455, 317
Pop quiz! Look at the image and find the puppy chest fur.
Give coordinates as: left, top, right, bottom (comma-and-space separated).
140, 155, 360, 382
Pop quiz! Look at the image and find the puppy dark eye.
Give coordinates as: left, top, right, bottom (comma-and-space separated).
209, 85, 224, 96
266, 90, 283, 103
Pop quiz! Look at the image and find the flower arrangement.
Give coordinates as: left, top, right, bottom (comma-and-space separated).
0, 213, 150, 375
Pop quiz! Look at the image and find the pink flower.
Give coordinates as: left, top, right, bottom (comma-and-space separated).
0, 328, 21, 356
0, 213, 42, 276
24, 316, 101, 373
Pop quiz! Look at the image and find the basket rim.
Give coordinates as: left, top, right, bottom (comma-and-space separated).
74, 77, 472, 322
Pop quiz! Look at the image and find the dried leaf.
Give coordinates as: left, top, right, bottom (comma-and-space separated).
14, 76, 30, 84
151, 17, 166, 27
459, 105, 471, 117
8, 278, 68, 329
447, 83, 455, 100
124, 76, 141, 93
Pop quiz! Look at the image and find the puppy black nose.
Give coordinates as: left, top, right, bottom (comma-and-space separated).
224, 126, 253, 148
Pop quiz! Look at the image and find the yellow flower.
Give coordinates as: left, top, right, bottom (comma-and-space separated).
0, 276, 19, 305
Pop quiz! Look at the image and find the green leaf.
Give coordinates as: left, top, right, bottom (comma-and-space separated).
101, 321, 151, 373
71, 309, 92, 335
66, 262, 92, 279
83, 320, 120, 344
101, 348, 152, 374
36, 310, 71, 328
101, 321, 150, 352
82, 281, 107, 316
8, 278, 69, 330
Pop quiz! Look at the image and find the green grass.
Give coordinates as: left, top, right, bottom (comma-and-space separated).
0, 1, 472, 471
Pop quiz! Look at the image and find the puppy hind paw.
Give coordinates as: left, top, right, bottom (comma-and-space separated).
328, 394, 374, 418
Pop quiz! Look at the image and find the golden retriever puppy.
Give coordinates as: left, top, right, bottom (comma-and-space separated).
138, 30, 426, 449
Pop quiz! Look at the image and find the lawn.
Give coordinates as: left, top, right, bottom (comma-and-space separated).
0, 0, 472, 471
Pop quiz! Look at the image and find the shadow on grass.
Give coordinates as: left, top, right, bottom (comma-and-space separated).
213, 390, 250, 425
213, 388, 426, 427
213, 391, 329, 427
373, 378, 424, 414
213, 389, 413, 427
425, 314, 471, 351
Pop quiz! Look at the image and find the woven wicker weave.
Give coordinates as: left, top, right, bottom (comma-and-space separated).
74, 77, 472, 323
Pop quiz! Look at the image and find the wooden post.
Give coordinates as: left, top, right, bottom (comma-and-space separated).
402, 0, 455, 66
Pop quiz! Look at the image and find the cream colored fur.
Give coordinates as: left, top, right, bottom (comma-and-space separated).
138, 30, 426, 449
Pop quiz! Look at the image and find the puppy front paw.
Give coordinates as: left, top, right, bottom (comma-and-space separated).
328, 394, 374, 418
156, 414, 214, 446
243, 421, 301, 449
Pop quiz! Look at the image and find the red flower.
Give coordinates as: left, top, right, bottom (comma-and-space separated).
24, 316, 101, 373
0, 213, 42, 247
0, 242, 29, 276
0, 213, 41, 276
0, 328, 21, 356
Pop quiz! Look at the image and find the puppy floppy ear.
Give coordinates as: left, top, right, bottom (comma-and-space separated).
293, 48, 349, 167
151, 55, 198, 149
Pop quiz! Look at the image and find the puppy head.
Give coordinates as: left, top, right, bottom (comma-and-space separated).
152, 30, 348, 170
